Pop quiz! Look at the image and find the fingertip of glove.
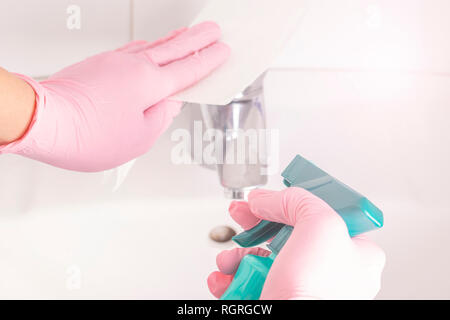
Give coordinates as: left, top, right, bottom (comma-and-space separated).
211, 42, 231, 59
207, 271, 232, 299
193, 20, 222, 35
216, 250, 233, 274
229, 200, 260, 230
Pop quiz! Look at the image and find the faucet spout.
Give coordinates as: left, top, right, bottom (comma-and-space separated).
199, 72, 269, 199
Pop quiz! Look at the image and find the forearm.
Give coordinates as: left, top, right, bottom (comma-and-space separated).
0, 67, 36, 145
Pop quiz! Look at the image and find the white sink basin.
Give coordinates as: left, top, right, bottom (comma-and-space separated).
0, 197, 239, 299
0, 70, 449, 299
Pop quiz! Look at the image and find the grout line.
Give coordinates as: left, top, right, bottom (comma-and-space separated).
33, 67, 450, 82
129, 0, 134, 41
270, 67, 450, 78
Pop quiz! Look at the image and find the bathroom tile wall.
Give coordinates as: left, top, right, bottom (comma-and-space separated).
133, 0, 207, 42
275, 0, 450, 72
2, 1, 449, 76
0, 0, 207, 78
0, 0, 131, 77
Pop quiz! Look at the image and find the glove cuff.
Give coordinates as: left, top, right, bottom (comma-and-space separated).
0, 73, 46, 155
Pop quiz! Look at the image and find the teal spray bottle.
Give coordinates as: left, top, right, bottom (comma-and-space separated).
220, 155, 384, 300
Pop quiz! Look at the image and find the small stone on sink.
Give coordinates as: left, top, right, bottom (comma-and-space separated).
209, 225, 236, 242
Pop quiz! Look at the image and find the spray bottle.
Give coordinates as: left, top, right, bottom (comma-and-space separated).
220, 154, 384, 300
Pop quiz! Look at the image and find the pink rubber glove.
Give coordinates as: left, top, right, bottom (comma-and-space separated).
208, 188, 386, 300
0, 21, 230, 172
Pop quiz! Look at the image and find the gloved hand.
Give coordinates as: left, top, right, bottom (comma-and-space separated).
0, 21, 229, 172
208, 188, 386, 300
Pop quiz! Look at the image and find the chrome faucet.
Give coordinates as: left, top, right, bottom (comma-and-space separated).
195, 72, 269, 199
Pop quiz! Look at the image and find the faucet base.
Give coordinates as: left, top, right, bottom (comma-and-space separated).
224, 187, 256, 200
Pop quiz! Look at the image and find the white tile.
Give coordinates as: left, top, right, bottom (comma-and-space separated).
0, 0, 131, 77
133, 0, 207, 41
264, 69, 450, 207
275, 0, 450, 72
